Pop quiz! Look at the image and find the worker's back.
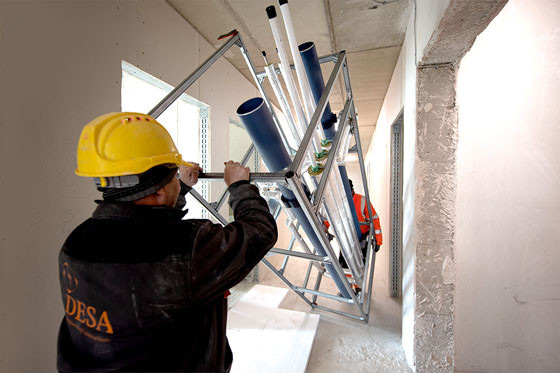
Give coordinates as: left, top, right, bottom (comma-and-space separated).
57, 182, 277, 372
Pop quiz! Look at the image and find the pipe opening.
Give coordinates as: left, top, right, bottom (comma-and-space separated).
237, 97, 264, 117
298, 41, 314, 53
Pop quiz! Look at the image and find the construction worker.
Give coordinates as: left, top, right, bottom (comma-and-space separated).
339, 179, 382, 269
57, 113, 277, 372
350, 179, 382, 252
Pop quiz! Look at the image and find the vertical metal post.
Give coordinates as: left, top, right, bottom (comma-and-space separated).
200, 107, 209, 219
279, 234, 296, 275
312, 269, 323, 304
212, 144, 255, 212
302, 261, 314, 289
390, 114, 404, 298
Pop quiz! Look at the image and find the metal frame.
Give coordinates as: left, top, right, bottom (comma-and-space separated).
148, 32, 378, 322
390, 112, 404, 298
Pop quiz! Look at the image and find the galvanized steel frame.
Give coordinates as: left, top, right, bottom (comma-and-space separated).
148, 32, 377, 322
390, 113, 404, 298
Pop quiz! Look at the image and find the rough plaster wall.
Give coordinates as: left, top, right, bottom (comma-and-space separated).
455, 0, 560, 371
0, 2, 258, 371
414, 65, 458, 372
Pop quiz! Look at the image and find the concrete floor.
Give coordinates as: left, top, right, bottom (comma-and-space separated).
256, 247, 409, 372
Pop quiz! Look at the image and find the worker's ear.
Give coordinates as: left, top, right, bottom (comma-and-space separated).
153, 187, 168, 204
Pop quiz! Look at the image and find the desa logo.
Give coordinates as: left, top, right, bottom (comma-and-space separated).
62, 262, 114, 336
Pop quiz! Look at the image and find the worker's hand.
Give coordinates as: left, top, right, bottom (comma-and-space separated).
179, 162, 203, 187
224, 160, 250, 186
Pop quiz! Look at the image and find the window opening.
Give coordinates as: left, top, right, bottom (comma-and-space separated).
121, 60, 209, 218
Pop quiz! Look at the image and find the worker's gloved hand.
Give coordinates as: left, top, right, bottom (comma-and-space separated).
179, 163, 203, 187
224, 160, 250, 186
374, 244, 381, 253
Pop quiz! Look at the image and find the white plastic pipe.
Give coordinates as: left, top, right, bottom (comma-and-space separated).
279, 201, 324, 272
267, 7, 306, 134
264, 64, 302, 143
278, 0, 317, 122
323, 164, 364, 284
265, 63, 321, 178
336, 121, 353, 164
278, 62, 324, 152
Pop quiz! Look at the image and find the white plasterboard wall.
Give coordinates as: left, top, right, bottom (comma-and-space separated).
0, 1, 262, 371
363, 0, 456, 368
455, 0, 560, 371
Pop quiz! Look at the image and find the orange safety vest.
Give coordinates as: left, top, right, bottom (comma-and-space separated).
353, 193, 382, 246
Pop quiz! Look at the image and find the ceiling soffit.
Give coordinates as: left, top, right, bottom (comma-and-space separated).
167, 0, 411, 154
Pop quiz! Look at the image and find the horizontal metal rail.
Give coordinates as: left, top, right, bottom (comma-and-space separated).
314, 304, 365, 321
199, 172, 288, 183
255, 52, 339, 79
269, 248, 330, 263
294, 287, 354, 304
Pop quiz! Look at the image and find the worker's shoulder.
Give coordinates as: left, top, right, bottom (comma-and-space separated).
61, 216, 206, 263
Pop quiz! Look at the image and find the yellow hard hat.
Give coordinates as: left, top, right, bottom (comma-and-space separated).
76, 112, 191, 178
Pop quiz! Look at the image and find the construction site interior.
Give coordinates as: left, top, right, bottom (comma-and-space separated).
1, 0, 559, 372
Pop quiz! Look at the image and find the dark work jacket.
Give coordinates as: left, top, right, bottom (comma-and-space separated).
57, 181, 277, 372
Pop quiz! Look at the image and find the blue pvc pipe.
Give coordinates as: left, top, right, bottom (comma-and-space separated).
237, 97, 351, 298
299, 42, 337, 139
236, 98, 292, 172
299, 43, 363, 241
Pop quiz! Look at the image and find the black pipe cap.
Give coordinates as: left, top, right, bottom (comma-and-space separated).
266, 5, 277, 19
279, 0, 288, 5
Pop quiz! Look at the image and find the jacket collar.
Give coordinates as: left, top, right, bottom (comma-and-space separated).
92, 200, 187, 221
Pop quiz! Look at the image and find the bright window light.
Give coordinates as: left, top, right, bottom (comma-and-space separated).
121, 60, 209, 218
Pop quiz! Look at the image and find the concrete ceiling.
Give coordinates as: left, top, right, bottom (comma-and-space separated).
167, 0, 411, 154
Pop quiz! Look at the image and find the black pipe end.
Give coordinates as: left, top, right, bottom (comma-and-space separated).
285, 170, 295, 179
262, 50, 267, 57
266, 5, 276, 19
279, 0, 288, 5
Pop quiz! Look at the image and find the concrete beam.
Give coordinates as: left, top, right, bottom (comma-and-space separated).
421, 0, 508, 65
